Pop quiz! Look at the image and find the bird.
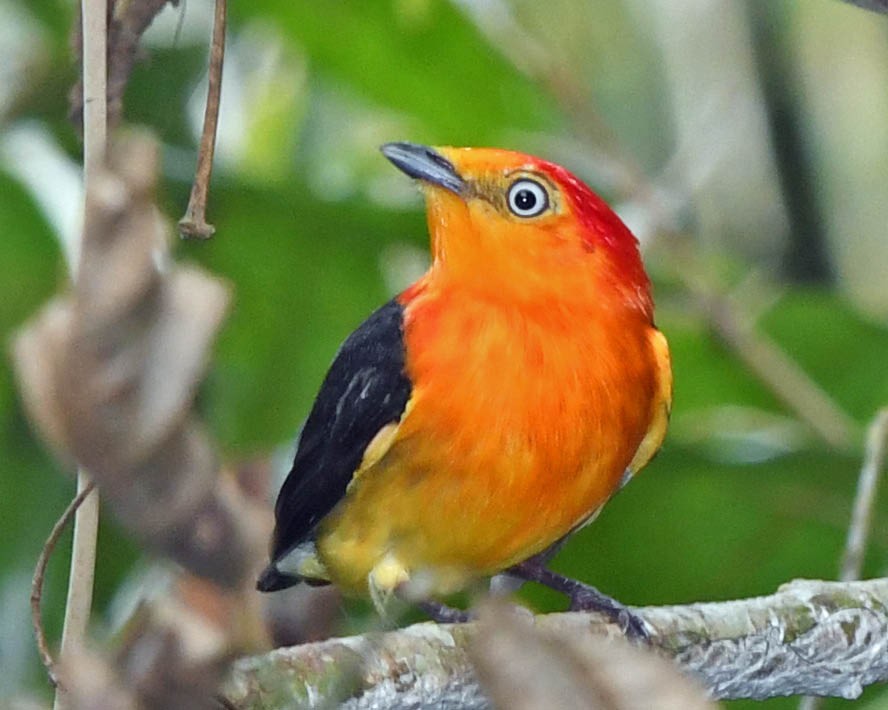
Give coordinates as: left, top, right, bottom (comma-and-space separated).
257, 142, 672, 637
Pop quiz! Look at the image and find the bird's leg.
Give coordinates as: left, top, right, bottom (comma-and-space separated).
489, 537, 567, 595
417, 600, 473, 624
507, 557, 650, 641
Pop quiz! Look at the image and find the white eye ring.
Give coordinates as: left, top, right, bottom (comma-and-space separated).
507, 179, 549, 218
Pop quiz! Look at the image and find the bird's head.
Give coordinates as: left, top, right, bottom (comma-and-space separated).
382, 142, 652, 317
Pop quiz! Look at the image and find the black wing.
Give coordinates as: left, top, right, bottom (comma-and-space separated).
269, 299, 412, 564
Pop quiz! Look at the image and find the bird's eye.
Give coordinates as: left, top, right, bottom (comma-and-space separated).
507, 179, 549, 218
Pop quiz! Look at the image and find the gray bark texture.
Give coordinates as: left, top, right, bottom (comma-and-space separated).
224, 578, 888, 709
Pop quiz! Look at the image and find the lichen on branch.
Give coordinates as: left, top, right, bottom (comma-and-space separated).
225, 578, 888, 708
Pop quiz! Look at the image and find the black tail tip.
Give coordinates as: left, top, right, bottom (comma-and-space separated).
256, 564, 300, 593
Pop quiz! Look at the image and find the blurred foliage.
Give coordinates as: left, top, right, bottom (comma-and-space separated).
2, 0, 888, 707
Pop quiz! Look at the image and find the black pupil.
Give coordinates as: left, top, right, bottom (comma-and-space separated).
514, 188, 538, 211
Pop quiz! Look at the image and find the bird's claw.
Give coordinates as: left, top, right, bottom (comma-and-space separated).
418, 600, 473, 624
569, 588, 651, 642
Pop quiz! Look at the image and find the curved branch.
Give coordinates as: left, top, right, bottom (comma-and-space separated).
31, 481, 97, 689
225, 578, 888, 708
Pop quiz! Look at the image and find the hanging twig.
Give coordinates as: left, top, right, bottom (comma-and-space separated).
179, 0, 227, 240
31, 481, 97, 690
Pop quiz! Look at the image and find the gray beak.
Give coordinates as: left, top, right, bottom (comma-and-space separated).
380, 142, 465, 195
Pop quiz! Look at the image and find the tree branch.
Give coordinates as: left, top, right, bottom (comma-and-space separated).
224, 578, 888, 708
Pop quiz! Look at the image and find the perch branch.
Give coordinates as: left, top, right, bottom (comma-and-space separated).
225, 578, 888, 708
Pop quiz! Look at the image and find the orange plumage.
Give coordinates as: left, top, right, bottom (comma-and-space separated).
259, 144, 671, 626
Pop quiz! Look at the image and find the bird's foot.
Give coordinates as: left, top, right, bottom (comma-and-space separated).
507, 560, 650, 642
567, 584, 650, 641
417, 600, 473, 624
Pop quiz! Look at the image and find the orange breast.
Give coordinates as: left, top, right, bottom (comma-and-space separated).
317, 280, 664, 594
